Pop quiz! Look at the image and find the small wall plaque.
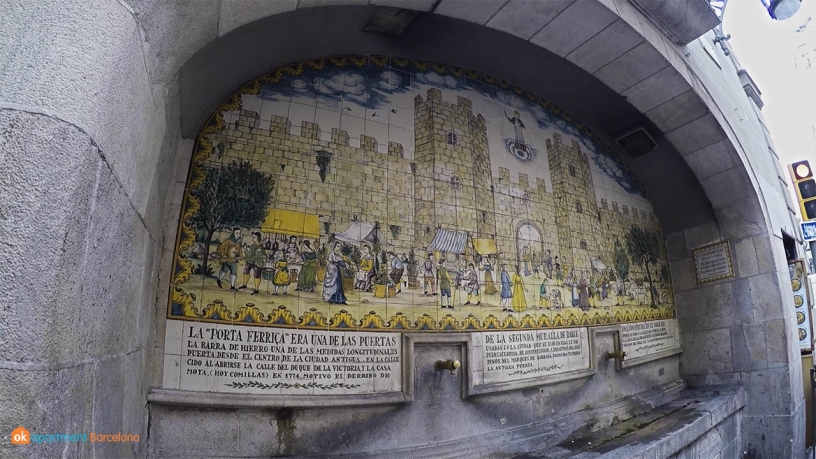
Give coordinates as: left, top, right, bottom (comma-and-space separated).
692, 241, 734, 284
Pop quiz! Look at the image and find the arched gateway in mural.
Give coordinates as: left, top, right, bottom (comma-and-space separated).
164, 56, 681, 397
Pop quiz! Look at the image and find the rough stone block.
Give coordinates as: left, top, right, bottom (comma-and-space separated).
219, 0, 297, 36
669, 258, 697, 292
683, 372, 741, 387
729, 324, 768, 373
665, 114, 727, 156
594, 41, 669, 94
665, 230, 689, 262
646, 89, 710, 133
680, 328, 733, 375
745, 272, 787, 322
622, 66, 692, 113
91, 356, 129, 458
236, 410, 282, 456
714, 198, 768, 241
742, 410, 802, 458
733, 236, 759, 279
566, 19, 645, 74
683, 222, 720, 251
683, 139, 741, 181
148, 405, 240, 457
1, 0, 169, 218
0, 365, 94, 459
763, 318, 793, 366
741, 368, 796, 417
700, 167, 756, 209
530, 0, 618, 57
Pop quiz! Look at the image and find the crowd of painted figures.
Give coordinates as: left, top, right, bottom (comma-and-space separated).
191, 229, 665, 312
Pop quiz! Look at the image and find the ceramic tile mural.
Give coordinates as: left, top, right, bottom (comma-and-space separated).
168, 56, 675, 332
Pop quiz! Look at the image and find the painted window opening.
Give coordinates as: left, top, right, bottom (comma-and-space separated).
168, 55, 673, 333
446, 131, 459, 146
450, 175, 463, 191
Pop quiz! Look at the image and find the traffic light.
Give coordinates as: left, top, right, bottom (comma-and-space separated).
789, 160, 816, 220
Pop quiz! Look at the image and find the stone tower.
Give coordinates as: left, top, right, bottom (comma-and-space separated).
547, 133, 600, 273
412, 88, 496, 250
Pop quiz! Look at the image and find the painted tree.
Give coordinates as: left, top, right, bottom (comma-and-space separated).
613, 238, 629, 295
315, 150, 333, 183
190, 161, 274, 274
625, 226, 661, 308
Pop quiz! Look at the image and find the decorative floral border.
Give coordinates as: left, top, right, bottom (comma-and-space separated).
225, 380, 362, 390
167, 55, 674, 332
171, 304, 675, 331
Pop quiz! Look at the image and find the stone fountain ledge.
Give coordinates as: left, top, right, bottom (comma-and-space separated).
515, 386, 746, 459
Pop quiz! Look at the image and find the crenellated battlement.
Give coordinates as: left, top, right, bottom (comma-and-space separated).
218, 110, 410, 164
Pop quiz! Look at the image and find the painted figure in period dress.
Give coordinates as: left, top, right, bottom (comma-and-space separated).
355, 245, 375, 292
387, 252, 404, 294
437, 260, 453, 309
322, 243, 348, 304
538, 280, 549, 310
578, 272, 590, 311
500, 264, 513, 311
216, 227, 243, 291
423, 253, 436, 295
482, 256, 498, 295
240, 232, 266, 295
296, 240, 317, 292
271, 251, 290, 295
285, 235, 300, 263
463, 263, 480, 305
521, 246, 532, 277
511, 266, 528, 313
543, 249, 553, 279
505, 110, 526, 144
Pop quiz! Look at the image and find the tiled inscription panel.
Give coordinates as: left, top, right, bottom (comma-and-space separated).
163, 320, 402, 395
471, 328, 590, 386
620, 319, 680, 360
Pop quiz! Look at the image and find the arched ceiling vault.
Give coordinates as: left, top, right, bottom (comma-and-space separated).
175, 2, 756, 235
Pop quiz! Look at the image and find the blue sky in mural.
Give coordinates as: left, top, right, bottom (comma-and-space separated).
258, 62, 644, 197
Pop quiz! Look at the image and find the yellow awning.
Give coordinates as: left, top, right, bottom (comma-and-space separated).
473, 238, 498, 255
261, 208, 320, 238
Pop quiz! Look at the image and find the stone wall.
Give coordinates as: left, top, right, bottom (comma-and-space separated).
209, 109, 416, 252
206, 91, 666, 280
1, 1, 805, 458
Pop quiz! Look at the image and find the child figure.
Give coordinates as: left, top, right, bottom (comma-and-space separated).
271, 251, 290, 295
538, 279, 549, 310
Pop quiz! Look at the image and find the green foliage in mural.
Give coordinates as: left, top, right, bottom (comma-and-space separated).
194, 263, 215, 277
316, 242, 329, 268
339, 243, 361, 278
625, 226, 661, 308
315, 150, 333, 182
389, 224, 401, 240
613, 239, 629, 294
190, 161, 274, 273
406, 246, 419, 279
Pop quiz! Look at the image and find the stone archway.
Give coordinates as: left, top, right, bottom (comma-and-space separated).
1, 1, 803, 457
515, 220, 543, 275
